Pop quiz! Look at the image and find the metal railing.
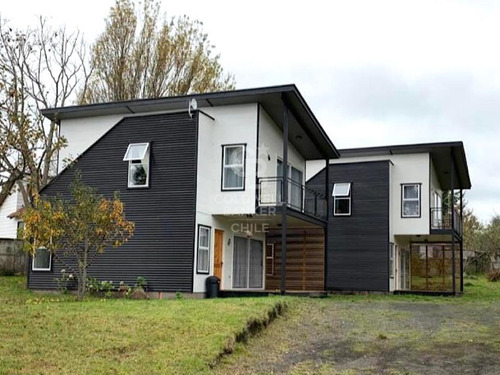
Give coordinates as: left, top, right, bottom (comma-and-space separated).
430, 207, 462, 235
257, 177, 327, 220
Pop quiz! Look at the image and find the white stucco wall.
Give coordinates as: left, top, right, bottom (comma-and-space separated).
58, 114, 124, 172
194, 104, 259, 292
193, 105, 304, 292
195, 104, 258, 216
257, 108, 305, 179
0, 188, 23, 239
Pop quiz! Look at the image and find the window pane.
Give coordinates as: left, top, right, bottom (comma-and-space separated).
129, 163, 148, 186
334, 198, 350, 215
199, 227, 209, 248
225, 146, 243, 165
403, 185, 419, 199
333, 183, 351, 197
224, 166, 244, 189
233, 237, 248, 288
197, 249, 209, 273
249, 239, 263, 288
403, 201, 420, 216
124, 143, 149, 161
291, 167, 302, 184
33, 247, 50, 270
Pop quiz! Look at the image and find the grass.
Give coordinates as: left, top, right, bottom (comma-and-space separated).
0, 277, 286, 375
217, 276, 500, 374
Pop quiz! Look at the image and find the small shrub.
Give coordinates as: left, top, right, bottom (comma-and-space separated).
54, 269, 76, 294
86, 277, 114, 297
175, 291, 184, 300
487, 270, 500, 282
0, 268, 15, 277
135, 276, 148, 291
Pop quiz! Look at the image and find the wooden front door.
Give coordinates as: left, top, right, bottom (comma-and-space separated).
214, 229, 224, 279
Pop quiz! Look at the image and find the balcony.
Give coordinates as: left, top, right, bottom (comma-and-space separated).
257, 177, 327, 220
430, 207, 462, 235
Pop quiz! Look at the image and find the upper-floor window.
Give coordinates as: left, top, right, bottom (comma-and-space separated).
402, 183, 421, 217
332, 183, 351, 216
222, 144, 246, 191
123, 143, 150, 188
32, 247, 52, 271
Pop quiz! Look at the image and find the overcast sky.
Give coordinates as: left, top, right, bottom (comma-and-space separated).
2, 0, 499, 222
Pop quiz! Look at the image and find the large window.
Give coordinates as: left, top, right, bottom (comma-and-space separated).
123, 143, 150, 188
197, 225, 211, 274
222, 144, 246, 190
32, 247, 51, 271
332, 183, 351, 216
402, 184, 421, 217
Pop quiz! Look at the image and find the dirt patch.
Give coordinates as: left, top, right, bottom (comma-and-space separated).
215, 298, 500, 375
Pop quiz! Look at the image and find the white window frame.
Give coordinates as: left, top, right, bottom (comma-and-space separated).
32, 247, 52, 271
402, 183, 421, 218
389, 243, 395, 278
124, 143, 150, 188
222, 144, 246, 191
197, 225, 211, 274
332, 182, 352, 216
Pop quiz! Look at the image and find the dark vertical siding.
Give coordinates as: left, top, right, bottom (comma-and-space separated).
28, 112, 198, 292
307, 161, 390, 292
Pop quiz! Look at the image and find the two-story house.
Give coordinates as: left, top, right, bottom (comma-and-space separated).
26, 85, 472, 295
28, 85, 338, 294
307, 142, 471, 295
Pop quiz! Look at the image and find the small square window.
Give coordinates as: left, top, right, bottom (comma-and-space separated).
332, 183, 351, 216
32, 247, 52, 271
222, 145, 245, 190
124, 143, 150, 188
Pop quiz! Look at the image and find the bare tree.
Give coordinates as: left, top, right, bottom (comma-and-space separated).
80, 0, 235, 104
0, 17, 91, 208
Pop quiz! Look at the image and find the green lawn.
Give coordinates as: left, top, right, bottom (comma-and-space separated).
0, 277, 286, 375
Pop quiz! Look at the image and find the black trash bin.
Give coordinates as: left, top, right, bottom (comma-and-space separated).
206, 276, 220, 298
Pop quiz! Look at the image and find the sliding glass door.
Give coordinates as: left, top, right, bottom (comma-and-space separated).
233, 237, 263, 289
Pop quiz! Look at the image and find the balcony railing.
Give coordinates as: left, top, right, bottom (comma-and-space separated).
257, 177, 327, 220
430, 207, 462, 235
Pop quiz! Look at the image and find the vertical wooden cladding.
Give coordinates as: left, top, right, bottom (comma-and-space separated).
28, 112, 198, 292
265, 227, 324, 291
308, 161, 390, 292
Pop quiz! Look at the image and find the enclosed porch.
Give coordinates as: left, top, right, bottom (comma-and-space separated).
395, 237, 463, 295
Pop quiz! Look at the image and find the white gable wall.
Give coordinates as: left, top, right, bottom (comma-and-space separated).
58, 114, 124, 172
0, 188, 22, 239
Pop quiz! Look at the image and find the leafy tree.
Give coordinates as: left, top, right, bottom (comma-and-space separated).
0, 17, 90, 208
80, 0, 235, 104
20, 172, 135, 300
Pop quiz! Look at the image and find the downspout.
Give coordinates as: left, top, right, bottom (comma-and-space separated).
324, 158, 329, 292
460, 188, 464, 292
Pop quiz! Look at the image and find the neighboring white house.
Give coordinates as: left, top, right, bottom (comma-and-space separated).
0, 186, 23, 239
